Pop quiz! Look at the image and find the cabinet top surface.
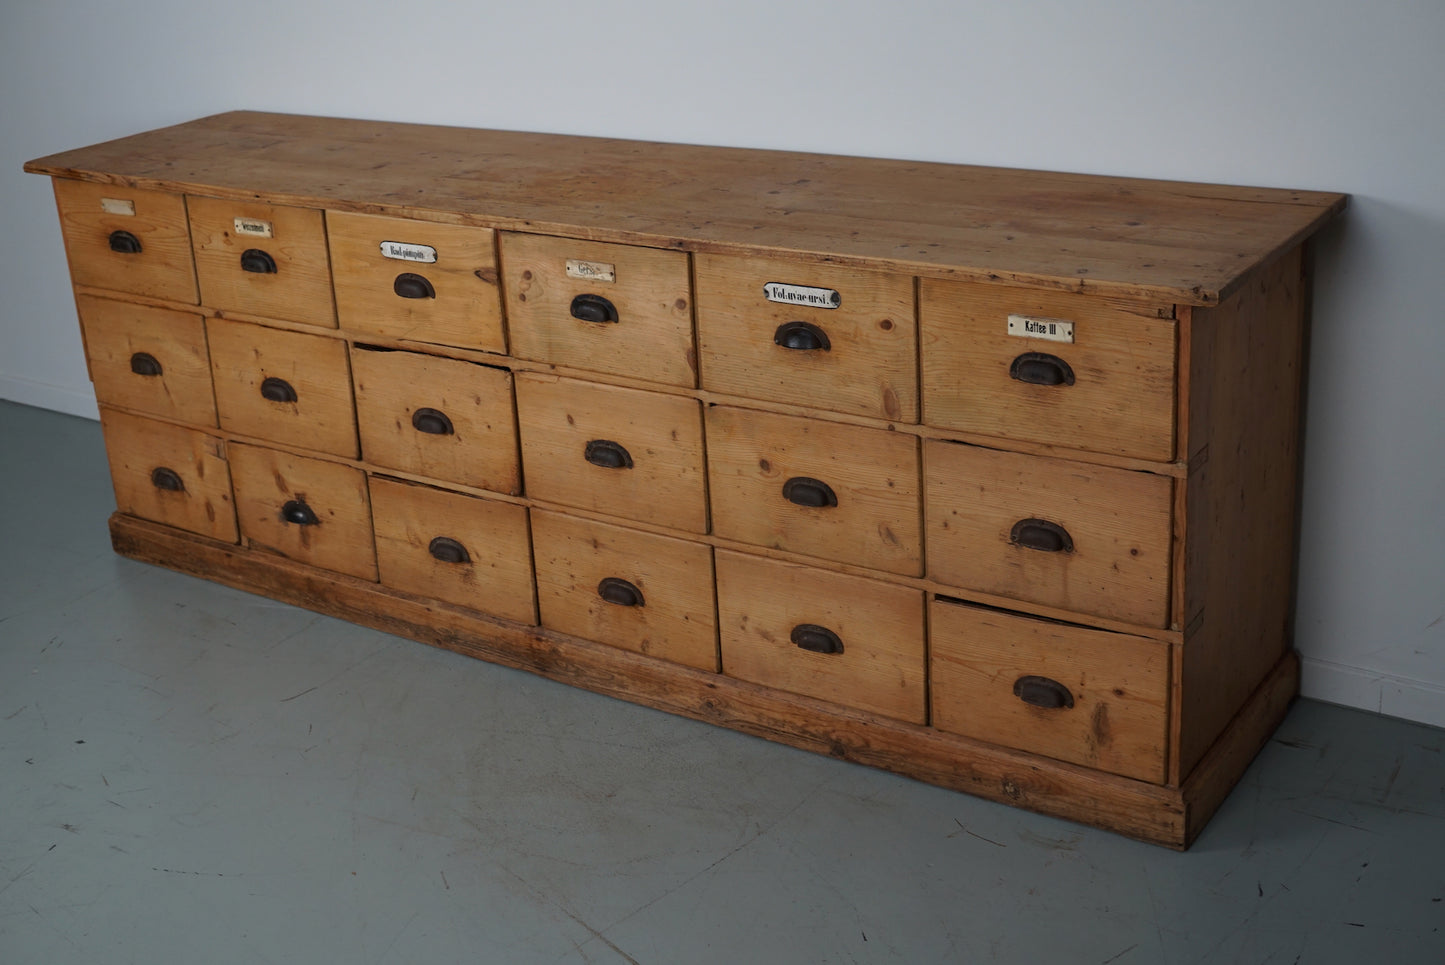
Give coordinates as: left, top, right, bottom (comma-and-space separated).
26, 111, 1346, 305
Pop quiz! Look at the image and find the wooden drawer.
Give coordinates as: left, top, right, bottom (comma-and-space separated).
188, 196, 336, 326
695, 253, 916, 421
370, 476, 535, 624
920, 280, 1176, 460
207, 319, 358, 458
52, 179, 198, 303
515, 374, 707, 533
707, 407, 922, 576
925, 440, 1173, 627
929, 598, 1169, 783
715, 550, 925, 723
229, 443, 376, 580
78, 295, 216, 426
531, 510, 717, 671
500, 234, 694, 387
99, 409, 237, 543
328, 212, 505, 352
351, 347, 519, 494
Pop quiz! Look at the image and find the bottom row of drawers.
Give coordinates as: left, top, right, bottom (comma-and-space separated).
100, 407, 1170, 784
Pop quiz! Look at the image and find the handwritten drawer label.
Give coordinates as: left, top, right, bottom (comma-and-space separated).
233, 217, 273, 239
1007, 314, 1075, 344
380, 240, 438, 264
100, 198, 135, 216
566, 259, 616, 283
764, 282, 841, 309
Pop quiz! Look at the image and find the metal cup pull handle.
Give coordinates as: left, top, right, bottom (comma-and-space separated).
1009, 352, 1075, 387
1013, 675, 1075, 709
109, 230, 143, 254
597, 577, 644, 607
774, 320, 831, 351
791, 624, 843, 655
1010, 518, 1074, 553
240, 248, 278, 274
570, 294, 619, 324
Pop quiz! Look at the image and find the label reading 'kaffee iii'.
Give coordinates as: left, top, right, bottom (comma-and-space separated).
1007, 314, 1075, 344
763, 282, 841, 309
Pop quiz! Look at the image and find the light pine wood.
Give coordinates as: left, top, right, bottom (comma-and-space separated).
78, 294, 216, 426
52, 179, 198, 303
99, 408, 236, 543
695, 253, 917, 421
351, 346, 519, 495
715, 550, 926, 723
328, 211, 505, 351
515, 374, 708, 533
500, 233, 695, 386
207, 318, 359, 458
369, 476, 536, 624
925, 440, 1174, 627
920, 280, 1177, 460
706, 406, 922, 576
531, 509, 718, 671
930, 598, 1171, 783
228, 443, 377, 581
188, 195, 336, 326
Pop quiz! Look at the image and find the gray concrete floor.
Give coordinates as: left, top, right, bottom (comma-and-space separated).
1, 399, 1442, 964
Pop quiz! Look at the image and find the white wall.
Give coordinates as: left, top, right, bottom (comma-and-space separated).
3, 0, 1441, 726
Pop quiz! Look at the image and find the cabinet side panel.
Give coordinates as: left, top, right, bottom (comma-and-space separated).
1179, 249, 1306, 778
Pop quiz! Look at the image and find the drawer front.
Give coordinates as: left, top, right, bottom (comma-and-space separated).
370, 476, 535, 624
929, 598, 1169, 783
351, 347, 519, 494
695, 253, 917, 421
925, 440, 1172, 627
531, 510, 717, 671
78, 295, 216, 426
707, 407, 922, 576
515, 375, 707, 533
99, 409, 237, 542
715, 550, 925, 723
207, 319, 358, 458
189, 196, 336, 326
920, 279, 1176, 460
329, 212, 505, 352
53, 179, 197, 303
500, 233, 694, 387
229, 443, 376, 580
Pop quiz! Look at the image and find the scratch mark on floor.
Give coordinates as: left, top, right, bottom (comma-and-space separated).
498, 865, 640, 964
1101, 944, 1137, 964
3, 705, 25, 720
280, 685, 319, 703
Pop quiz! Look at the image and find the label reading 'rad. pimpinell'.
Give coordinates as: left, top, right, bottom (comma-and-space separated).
1007, 314, 1075, 344
380, 241, 438, 264
763, 282, 841, 309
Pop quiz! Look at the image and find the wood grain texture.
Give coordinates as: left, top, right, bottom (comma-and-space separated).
706, 406, 922, 576
695, 253, 917, 420
531, 509, 718, 671
28, 111, 1346, 305
921, 279, 1177, 460
930, 598, 1171, 783
99, 409, 237, 543
715, 550, 926, 724
500, 233, 695, 386
925, 440, 1173, 626
328, 211, 505, 351
369, 476, 536, 624
78, 294, 217, 427
351, 346, 520, 495
52, 178, 198, 303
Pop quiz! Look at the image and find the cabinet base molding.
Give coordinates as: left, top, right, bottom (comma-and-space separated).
110, 511, 1297, 850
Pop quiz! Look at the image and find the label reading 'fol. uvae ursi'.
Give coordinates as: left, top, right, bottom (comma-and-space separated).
1007, 314, 1075, 344
379, 241, 438, 264
233, 217, 273, 239
763, 282, 842, 309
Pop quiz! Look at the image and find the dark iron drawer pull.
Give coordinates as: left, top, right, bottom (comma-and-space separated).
584, 439, 633, 469
792, 624, 843, 655
774, 320, 831, 351
394, 272, 435, 299
1010, 352, 1075, 386
1010, 518, 1074, 553
428, 536, 470, 564
1014, 675, 1075, 709
150, 467, 184, 492
597, 577, 644, 607
108, 230, 142, 254
571, 293, 619, 324
240, 248, 277, 274
129, 352, 162, 377
260, 377, 297, 403
782, 476, 837, 508
280, 499, 318, 526
411, 407, 453, 435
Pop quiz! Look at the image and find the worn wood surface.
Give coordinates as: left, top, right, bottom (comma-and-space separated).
52, 178, 198, 303
99, 409, 237, 544
79, 295, 216, 426
28, 112, 1346, 305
